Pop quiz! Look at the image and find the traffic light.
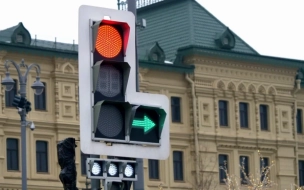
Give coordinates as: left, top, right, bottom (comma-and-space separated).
87, 158, 137, 181
57, 138, 78, 190
12, 95, 26, 108
91, 17, 132, 143
25, 101, 31, 113
79, 5, 170, 160
130, 105, 166, 145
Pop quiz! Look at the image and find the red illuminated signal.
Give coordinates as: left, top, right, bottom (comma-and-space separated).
95, 25, 123, 59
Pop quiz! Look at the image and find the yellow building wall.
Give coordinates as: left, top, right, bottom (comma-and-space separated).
0, 50, 303, 190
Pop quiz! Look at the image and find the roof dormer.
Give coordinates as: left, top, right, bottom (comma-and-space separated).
148, 42, 166, 63
0, 22, 32, 45
11, 22, 31, 45
215, 27, 235, 50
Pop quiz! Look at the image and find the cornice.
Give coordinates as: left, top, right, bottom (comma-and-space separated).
0, 42, 78, 60
193, 76, 295, 98
218, 144, 277, 151
143, 82, 188, 93
193, 63, 295, 86
50, 72, 79, 80
170, 132, 192, 141
177, 45, 304, 69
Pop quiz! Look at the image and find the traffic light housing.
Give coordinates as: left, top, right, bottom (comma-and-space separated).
12, 95, 26, 108
25, 101, 31, 113
12, 94, 32, 113
130, 105, 166, 146
87, 158, 137, 181
79, 5, 170, 160
92, 60, 130, 103
57, 138, 78, 190
90, 18, 133, 143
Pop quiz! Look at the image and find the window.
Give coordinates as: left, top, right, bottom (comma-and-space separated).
6, 138, 19, 171
260, 157, 269, 181
171, 97, 181, 122
173, 151, 183, 181
5, 79, 17, 107
260, 105, 268, 131
81, 152, 89, 175
297, 109, 303, 134
35, 82, 46, 110
36, 141, 48, 172
240, 156, 249, 184
148, 159, 159, 180
299, 160, 304, 186
219, 100, 228, 126
218, 154, 228, 183
152, 53, 159, 62
239, 102, 249, 128
16, 34, 24, 43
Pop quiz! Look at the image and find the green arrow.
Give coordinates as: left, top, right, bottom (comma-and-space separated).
132, 115, 156, 134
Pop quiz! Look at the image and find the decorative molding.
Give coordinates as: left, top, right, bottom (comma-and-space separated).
53, 57, 78, 74
139, 68, 149, 82
194, 76, 291, 97
234, 94, 240, 133
75, 83, 79, 121
274, 100, 279, 137
213, 93, 219, 133
0, 51, 7, 64
62, 62, 75, 74
1, 84, 5, 115
55, 81, 59, 119
213, 79, 279, 96
218, 144, 277, 151
191, 61, 296, 85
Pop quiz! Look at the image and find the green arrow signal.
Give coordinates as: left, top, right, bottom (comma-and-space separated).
132, 115, 156, 134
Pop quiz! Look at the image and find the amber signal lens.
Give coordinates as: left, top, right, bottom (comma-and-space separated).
95, 25, 123, 58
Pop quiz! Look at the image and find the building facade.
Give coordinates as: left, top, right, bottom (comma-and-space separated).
0, 0, 304, 190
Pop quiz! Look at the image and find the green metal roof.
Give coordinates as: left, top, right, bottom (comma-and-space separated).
136, 0, 258, 62
0, 0, 303, 75
175, 45, 304, 68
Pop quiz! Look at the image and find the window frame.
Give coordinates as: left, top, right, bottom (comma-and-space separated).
239, 102, 249, 128
219, 100, 229, 127
171, 96, 181, 123
260, 104, 269, 131
34, 82, 47, 111
6, 138, 19, 171
299, 160, 304, 187
218, 154, 228, 184
240, 156, 249, 184
297, 109, 303, 134
173, 150, 184, 181
148, 159, 160, 180
36, 140, 49, 173
260, 157, 269, 181
5, 79, 18, 107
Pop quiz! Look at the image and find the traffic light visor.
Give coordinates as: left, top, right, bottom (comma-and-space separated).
95, 25, 122, 59
92, 19, 130, 61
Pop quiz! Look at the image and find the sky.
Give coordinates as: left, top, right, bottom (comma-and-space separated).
0, 0, 303, 60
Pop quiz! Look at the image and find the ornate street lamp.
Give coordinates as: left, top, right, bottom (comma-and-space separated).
1, 59, 44, 190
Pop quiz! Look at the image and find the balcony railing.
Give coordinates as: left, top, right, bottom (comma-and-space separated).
118, 0, 164, 10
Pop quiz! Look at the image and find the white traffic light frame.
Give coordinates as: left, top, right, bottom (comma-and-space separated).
79, 5, 170, 160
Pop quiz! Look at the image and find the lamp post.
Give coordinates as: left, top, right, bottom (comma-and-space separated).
1, 59, 44, 190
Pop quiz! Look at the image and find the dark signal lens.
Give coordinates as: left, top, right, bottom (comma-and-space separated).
95, 25, 123, 59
